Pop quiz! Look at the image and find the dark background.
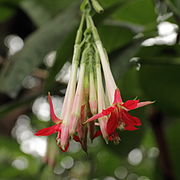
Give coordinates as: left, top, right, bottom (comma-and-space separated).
0, 0, 180, 180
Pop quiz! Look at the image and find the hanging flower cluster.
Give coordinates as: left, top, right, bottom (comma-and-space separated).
35, 1, 153, 152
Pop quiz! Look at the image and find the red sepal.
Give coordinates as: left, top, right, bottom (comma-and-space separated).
106, 110, 119, 135
122, 110, 141, 126
102, 106, 115, 115
122, 100, 139, 110
34, 124, 60, 136
48, 93, 62, 123
124, 126, 138, 131
113, 89, 123, 104
136, 101, 154, 109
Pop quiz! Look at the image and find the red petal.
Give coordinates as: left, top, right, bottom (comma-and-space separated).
85, 106, 115, 123
107, 111, 119, 135
108, 136, 113, 141
123, 100, 139, 110
125, 126, 138, 131
34, 124, 59, 136
48, 93, 62, 123
102, 106, 116, 115
136, 101, 154, 109
113, 89, 123, 104
85, 112, 105, 123
121, 110, 141, 126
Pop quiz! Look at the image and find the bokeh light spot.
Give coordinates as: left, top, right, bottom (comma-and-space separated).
128, 148, 143, 166
138, 176, 150, 180
12, 156, 28, 170
127, 173, 138, 180
148, 147, 159, 158
114, 166, 128, 179
44, 51, 56, 67
61, 156, 74, 169
4, 35, 24, 55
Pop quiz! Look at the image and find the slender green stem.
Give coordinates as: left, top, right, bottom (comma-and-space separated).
87, 15, 117, 103
75, 13, 85, 44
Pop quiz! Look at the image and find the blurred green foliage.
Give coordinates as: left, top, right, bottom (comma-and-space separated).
0, 0, 180, 179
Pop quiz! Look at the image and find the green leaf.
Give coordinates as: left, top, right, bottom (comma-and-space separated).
21, 0, 76, 26
31, 0, 74, 16
137, 45, 180, 58
94, 0, 129, 25
112, 0, 157, 26
0, 93, 39, 119
39, 166, 54, 180
44, 29, 76, 92
117, 68, 144, 99
0, 0, 23, 22
98, 24, 135, 53
165, 0, 180, 19
98, 0, 126, 8
139, 65, 180, 116
137, 45, 180, 65
110, 39, 143, 81
171, 0, 180, 8
0, 135, 20, 152
138, 47, 180, 116
0, 2, 79, 97
165, 119, 180, 180
0, 0, 22, 4
0, 6, 15, 22
20, 0, 51, 27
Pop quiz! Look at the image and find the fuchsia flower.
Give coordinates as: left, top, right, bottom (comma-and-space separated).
34, 11, 154, 152
35, 93, 101, 152
86, 89, 153, 142
86, 16, 154, 143
34, 93, 70, 152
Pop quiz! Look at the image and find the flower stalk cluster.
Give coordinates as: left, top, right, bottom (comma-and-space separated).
35, 1, 153, 152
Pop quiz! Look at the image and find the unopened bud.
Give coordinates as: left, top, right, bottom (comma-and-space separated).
91, 0, 104, 13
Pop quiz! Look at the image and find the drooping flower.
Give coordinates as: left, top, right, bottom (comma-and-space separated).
34, 14, 86, 151
95, 50, 108, 141
59, 14, 86, 151
86, 89, 153, 142
34, 93, 97, 152
34, 0, 154, 152
35, 93, 70, 152
85, 15, 153, 143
